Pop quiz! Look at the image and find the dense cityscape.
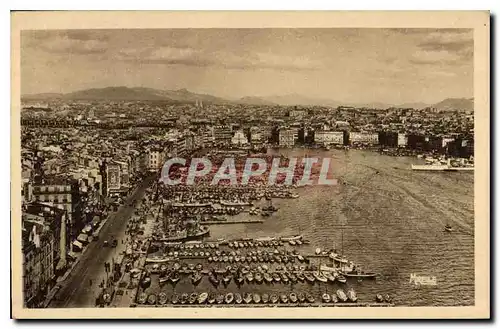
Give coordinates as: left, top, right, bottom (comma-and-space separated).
21, 96, 474, 308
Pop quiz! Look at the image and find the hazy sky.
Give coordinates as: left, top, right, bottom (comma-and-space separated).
21, 28, 473, 104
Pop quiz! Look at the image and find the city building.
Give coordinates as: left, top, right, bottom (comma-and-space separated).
231, 130, 249, 146
314, 130, 344, 146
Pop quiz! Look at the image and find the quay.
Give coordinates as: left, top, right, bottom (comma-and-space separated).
203, 219, 265, 225
133, 303, 395, 308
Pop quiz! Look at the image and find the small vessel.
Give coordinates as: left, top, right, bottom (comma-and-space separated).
225, 292, 234, 304
243, 293, 253, 304
255, 272, 263, 284
191, 272, 203, 286
148, 294, 157, 305
322, 293, 331, 303
235, 275, 245, 285
159, 274, 170, 285
347, 289, 358, 302
222, 274, 232, 286
253, 293, 261, 304
298, 292, 306, 302
264, 272, 273, 283
331, 294, 338, 303
209, 273, 219, 286
181, 293, 189, 304
170, 272, 180, 284
445, 224, 453, 232
288, 272, 298, 283
323, 272, 336, 282
280, 272, 289, 283
280, 294, 288, 303
336, 289, 348, 302
296, 272, 305, 282
304, 272, 316, 283
270, 294, 279, 304
314, 272, 328, 283
384, 294, 393, 303
246, 272, 254, 283
342, 272, 377, 279
306, 293, 315, 303
158, 292, 168, 305
235, 293, 243, 304
189, 293, 198, 304
376, 294, 384, 303
137, 292, 147, 304
315, 248, 321, 255
216, 294, 225, 304
289, 292, 298, 303
262, 293, 270, 304
297, 255, 305, 262
208, 294, 216, 304
273, 272, 281, 282
281, 235, 302, 242
171, 293, 179, 304
198, 292, 208, 304
337, 274, 347, 284
289, 240, 296, 246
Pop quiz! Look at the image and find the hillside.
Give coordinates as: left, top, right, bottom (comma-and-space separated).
431, 98, 474, 112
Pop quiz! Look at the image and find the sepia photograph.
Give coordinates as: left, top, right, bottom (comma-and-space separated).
10, 11, 490, 319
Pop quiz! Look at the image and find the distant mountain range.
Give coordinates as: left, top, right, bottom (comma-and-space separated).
22, 87, 474, 111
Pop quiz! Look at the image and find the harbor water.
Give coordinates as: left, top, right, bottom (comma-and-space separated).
208, 148, 475, 306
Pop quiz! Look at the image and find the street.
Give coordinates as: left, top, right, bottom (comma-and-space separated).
49, 173, 157, 308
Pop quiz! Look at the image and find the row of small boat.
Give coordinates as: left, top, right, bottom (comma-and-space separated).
137, 290, 356, 306
156, 270, 347, 287
208, 253, 306, 264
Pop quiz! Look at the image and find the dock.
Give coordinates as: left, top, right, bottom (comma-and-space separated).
203, 219, 265, 225
133, 303, 395, 308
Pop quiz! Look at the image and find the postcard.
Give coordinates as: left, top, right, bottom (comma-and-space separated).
11, 10, 490, 319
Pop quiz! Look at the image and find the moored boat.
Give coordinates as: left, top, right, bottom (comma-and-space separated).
347, 289, 358, 302
376, 294, 384, 303
171, 293, 179, 304
336, 289, 348, 302
289, 292, 298, 303
296, 272, 305, 282
181, 293, 189, 304
270, 294, 279, 304
264, 272, 273, 283
280, 272, 289, 283
298, 292, 306, 302
216, 294, 225, 304
280, 235, 302, 242
158, 292, 168, 305
253, 293, 261, 304
243, 293, 253, 304
191, 272, 203, 286
322, 293, 331, 303
313, 272, 328, 283
246, 272, 254, 283
148, 294, 157, 305
323, 272, 336, 282
273, 272, 281, 282
304, 272, 316, 283
337, 274, 347, 284
235, 293, 243, 304
225, 292, 234, 304
262, 293, 270, 304
198, 292, 208, 304
255, 272, 263, 284
305, 293, 315, 303
137, 292, 147, 304
189, 293, 198, 304
280, 293, 288, 303
208, 294, 216, 304
342, 271, 377, 279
